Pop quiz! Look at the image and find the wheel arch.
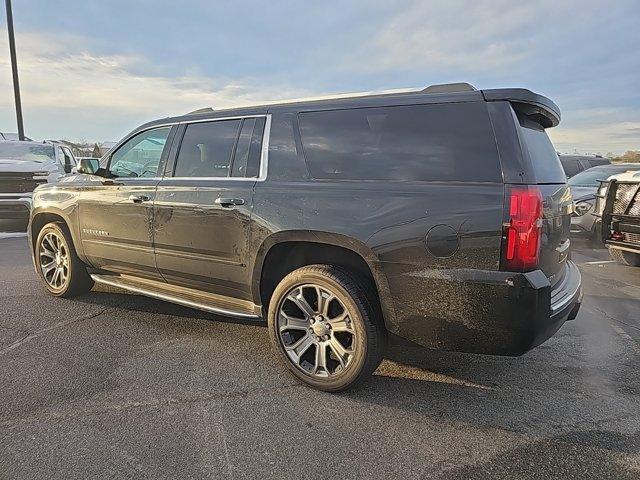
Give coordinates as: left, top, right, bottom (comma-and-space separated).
30, 207, 83, 259
252, 231, 396, 331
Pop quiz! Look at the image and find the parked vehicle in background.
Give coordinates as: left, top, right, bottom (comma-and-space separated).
599, 170, 640, 266
28, 83, 581, 391
0, 141, 77, 225
559, 154, 610, 178
0, 131, 33, 141
570, 164, 640, 241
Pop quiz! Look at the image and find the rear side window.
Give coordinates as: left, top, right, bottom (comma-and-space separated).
560, 157, 581, 178
299, 103, 501, 182
519, 119, 566, 183
231, 117, 265, 178
174, 120, 240, 177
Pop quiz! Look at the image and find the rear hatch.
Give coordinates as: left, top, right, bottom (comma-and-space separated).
513, 115, 572, 285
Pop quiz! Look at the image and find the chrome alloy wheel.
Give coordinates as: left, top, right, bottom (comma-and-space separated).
277, 284, 357, 378
39, 232, 69, 290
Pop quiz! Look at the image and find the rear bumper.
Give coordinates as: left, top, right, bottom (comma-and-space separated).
0, 195, 32, 220
383, 261, 582, 356
603, 214, 640, 254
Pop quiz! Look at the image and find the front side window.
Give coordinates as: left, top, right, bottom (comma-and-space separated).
174, 120, 241, 177
299, 103, 501, 182
109, 127, 171, 178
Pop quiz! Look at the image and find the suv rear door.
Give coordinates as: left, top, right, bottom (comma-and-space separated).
152, 115, 267, 301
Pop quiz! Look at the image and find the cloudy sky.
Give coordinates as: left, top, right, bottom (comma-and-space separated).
0, 0, 638, 154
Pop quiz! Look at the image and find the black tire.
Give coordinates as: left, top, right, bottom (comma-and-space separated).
609, 248, 640, 267
35, 222, 94, 297
268, 264, 384, 392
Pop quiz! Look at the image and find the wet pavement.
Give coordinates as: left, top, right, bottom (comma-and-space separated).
0, 235, 639, 479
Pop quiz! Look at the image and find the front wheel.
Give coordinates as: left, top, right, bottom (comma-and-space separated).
268, 265, 384, 392
35, 222, 94, 297
609, 247, 640, 267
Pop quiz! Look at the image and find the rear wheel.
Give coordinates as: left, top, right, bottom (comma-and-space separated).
35, 222, 94, 297
268, 265, 384, 392
609, 248, 640, 267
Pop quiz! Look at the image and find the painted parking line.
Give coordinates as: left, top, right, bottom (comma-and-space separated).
583, 260, 617, 265
0, 232, 27, 239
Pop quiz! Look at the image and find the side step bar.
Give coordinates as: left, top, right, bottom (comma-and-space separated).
91, 274, 261, 320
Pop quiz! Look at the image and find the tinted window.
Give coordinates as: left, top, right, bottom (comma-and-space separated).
560, 157, 581, 178
231, 118, 256, 177
109, 127, 171, 178
246, 117, 266, 178
587, 158, 610, 168
519, 121, 566, 183
299, 103, 501, 182
174, 120, 240, 177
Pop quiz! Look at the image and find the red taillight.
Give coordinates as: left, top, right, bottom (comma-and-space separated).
503, 186, 543, 271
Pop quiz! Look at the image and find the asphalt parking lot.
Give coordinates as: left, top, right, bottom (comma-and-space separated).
1, 234, 639, 479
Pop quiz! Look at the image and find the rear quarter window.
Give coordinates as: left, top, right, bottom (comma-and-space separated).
298, 103, 502, 182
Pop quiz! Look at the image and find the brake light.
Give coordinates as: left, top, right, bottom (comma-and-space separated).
503, 186, 543, 271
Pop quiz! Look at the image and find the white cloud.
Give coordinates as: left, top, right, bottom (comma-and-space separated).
0, 29, 310, 140
347, 0, 567, 74
547, 106, 640, 155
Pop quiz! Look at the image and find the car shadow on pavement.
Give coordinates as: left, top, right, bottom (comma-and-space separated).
74, 289, 267, 328
343, 335, 640, 458
71, 287, 640, 466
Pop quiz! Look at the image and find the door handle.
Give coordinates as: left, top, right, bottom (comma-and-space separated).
128, 194, 150, 203
214, 197, 245, 207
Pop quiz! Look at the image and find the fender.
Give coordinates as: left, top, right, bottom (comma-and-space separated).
250, 230, 397, 330
29, 190, 86, 262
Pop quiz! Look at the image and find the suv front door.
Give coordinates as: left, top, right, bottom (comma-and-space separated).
78, 126, 174, 280
153, 115, 267, 301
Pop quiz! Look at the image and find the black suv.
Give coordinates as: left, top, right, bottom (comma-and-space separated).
28, 83, 582, 391
559, 154, 610, 178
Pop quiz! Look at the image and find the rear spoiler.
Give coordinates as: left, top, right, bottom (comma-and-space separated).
482, 88, 561, 128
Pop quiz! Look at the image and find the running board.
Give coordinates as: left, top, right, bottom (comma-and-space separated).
91, 273, 261, 319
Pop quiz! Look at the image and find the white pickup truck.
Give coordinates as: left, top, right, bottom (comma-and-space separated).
598, 169, 640, 266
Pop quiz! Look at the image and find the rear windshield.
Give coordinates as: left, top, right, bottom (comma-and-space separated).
299, 103, 501, 182
518, 119, 566, 183
569, 166, 640, 187
568, 169, 610, 187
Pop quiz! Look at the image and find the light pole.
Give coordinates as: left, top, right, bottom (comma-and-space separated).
5, 0, 25, 140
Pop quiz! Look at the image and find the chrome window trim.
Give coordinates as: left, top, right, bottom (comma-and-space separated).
168, 114, 271, 182
105, 113, 271, 182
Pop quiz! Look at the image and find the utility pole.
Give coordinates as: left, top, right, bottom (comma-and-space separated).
5, 0, 25, 140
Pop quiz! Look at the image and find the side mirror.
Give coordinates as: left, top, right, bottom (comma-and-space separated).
63, 162, 72, 174
77, 158, 100, 175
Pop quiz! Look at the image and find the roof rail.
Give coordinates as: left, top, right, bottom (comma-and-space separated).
422, 82, 477, 94
188, 107, 215, 114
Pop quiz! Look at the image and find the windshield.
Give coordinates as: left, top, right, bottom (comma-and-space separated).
0, 143, 56, 163
569, 166, 640, 187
